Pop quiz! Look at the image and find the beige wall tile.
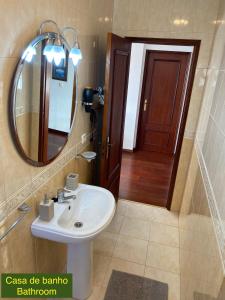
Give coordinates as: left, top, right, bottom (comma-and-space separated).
0, 141, 6, 209
179, 148, 225, 299
180, 148, 199, 214
127, 0, 149, 31
0, 233, 13, 274
35, 237, 67, 273
172, 138, 193, 212
113, 0, 129, 32
6, 196, 36, 273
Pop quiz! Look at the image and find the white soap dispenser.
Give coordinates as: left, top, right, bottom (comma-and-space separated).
39, 194, 54, 221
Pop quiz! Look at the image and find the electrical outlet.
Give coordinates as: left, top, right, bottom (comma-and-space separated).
81, 133, 87, 144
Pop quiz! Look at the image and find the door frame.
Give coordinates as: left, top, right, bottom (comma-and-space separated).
125, 37, 200, 210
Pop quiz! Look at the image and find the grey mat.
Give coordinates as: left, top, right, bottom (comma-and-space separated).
104, 270, 168, 300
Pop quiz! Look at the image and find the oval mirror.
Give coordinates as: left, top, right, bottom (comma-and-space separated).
10, 32, 77, 166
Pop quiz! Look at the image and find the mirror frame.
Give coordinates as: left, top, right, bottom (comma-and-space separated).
9, 32, 78, 167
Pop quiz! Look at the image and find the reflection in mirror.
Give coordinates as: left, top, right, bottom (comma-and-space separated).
16, 43, 42, 162
48, 50, 75, 160
12, 32, 77, 166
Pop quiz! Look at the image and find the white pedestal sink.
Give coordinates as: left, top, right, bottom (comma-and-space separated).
31, 184, 115, 300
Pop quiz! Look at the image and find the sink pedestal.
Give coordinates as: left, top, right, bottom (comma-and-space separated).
31, 185, 115, 299
67, 241, 93, 300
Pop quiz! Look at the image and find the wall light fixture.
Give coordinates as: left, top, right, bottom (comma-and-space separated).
22, 20, 82, 67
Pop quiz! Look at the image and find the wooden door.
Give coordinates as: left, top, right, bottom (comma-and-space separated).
100, 33, 131, 198
138, 50, 191, 154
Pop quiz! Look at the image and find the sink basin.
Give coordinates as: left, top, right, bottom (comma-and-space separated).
32, 184, 115, 243
31, 184, 115, 300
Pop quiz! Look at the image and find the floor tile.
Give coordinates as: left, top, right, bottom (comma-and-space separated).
93, 254, 111, 287
117, 199, 129, 215
103, 257, 145, 287
106, 212, 124, 234
146, 242, 180, 274
97, 286, 107, 300
120, 216, 150, 240
94, 232, 118, 257
151, 208, 179, 227
149, 222, 179, 247
87, 286, 104, 300
113, 234, 148, 264
145, 266, 180, 300
118, 200, 178, 226
125, 201, 156, 220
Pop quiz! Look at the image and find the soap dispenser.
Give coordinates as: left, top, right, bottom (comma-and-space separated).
39, 194, 54, 221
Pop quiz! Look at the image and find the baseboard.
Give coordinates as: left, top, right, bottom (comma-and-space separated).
122, 149, 134, 153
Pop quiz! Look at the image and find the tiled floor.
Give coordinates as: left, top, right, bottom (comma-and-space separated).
90, 199, 180, 300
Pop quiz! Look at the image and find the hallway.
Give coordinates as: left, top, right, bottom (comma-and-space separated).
119, 151, 174, 207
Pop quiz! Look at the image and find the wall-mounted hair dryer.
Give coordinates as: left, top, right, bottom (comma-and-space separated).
82, 87, 94, 112
82, 86, 104, 112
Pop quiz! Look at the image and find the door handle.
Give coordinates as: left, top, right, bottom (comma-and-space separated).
144, 99, 148, 111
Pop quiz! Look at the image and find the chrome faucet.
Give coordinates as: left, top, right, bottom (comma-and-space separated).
57, 188, 76, 203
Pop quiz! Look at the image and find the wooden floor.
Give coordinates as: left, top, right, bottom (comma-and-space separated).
119, 151, 174, 207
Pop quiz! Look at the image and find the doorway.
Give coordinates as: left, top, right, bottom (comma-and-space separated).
119, 42, 196, 207
99, 34, 200, 209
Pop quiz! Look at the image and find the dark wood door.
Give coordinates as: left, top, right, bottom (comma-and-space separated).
100, 33, 131, 199
138, 50, 191, 154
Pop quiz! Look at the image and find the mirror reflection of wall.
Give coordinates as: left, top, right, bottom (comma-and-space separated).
49, 60, 74, 133
16, 44, 42, 162
48, 56, 75, 160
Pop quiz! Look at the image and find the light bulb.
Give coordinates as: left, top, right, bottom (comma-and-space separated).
69, 47, 82, 66
22, 46, 36, 63
43, 44, 54, 63
52, 45, 66, 66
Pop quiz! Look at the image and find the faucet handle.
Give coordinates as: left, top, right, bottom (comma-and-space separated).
57, 188, 65, 203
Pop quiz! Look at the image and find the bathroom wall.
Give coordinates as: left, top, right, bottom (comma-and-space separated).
112, 0, 220, 211
0, 0, 113, 282
180, 160, 225, 299
180, 0, 225, 298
